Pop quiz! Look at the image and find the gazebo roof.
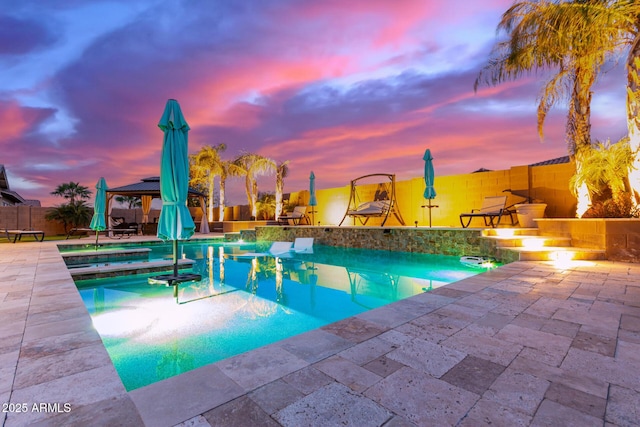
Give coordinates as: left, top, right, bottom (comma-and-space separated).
107, 177, 205, 198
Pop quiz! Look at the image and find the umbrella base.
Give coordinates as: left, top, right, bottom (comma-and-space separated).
148, 273, 202, 287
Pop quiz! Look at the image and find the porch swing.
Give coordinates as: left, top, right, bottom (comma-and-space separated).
339, 173, 405, 226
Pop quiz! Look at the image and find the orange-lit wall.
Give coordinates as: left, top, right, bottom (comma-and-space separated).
287, 161, 576, 227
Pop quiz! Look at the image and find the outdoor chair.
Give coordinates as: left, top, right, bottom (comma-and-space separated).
459, 196, 508, 228
348, 200, 391, 217
291, 237, 314, 253
279, 206, 310, 226
4, 229, 45, 243
66, 228, 93, 239
109, 218, 139, 238
232, 241, 294, 258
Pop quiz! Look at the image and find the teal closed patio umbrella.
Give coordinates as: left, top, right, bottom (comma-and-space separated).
89, 177, 108, 250
151, 99, 200, 286
309, 171, 317, 225
422, 149, 438, 227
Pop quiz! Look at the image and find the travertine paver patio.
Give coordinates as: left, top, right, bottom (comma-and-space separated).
1, 236, 639, 426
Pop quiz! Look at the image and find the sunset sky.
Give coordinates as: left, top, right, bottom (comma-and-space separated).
1, 0, 629, 207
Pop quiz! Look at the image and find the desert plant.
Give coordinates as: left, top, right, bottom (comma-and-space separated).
46, 200, 92, 232
115, 195, 141, 209
256, 192, 276, 220
571, 139, 635, 217
50, 182, 91, 203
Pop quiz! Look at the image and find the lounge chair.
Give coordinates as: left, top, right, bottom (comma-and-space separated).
4, 229, 45, 243
233, 241, 294, 258
459, 196, 508, 228
291, 237, 314, 254
109, 226, 138, 239
66, 227, 137, 239
67, 227, 93, 239
109, 218, 139, 238
279, 206, 309, 226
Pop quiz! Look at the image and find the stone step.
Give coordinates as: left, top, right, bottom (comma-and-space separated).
62, 248, 151, 260
70, 258, 195, 280
481, 228, 540, 237
486, 235, 572, 248
497, 246, 606, 262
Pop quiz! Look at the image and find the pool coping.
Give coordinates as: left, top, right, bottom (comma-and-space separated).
2, 234, 639, 426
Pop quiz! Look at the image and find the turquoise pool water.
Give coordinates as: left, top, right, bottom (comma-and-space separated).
75, 241, 486, 391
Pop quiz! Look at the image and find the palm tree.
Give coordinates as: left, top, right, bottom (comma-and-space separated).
570, 139, 633, 202
475, 0, 637, 216
217, 159, 243, 221
190, 144, 226, 222
50, 182, 91, 204
46, 200, 92, 233
256, 192, 276, 220
233, 152, 276, 219
275, 161, 289, 220
570, 139, 634, 216
625, 23, 640, 205
114, 195, 141, 209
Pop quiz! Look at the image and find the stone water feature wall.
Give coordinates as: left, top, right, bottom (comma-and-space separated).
255, 226, 497, 258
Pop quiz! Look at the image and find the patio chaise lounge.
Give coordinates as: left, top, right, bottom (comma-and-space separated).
279, 206, 310, 226
4, 229, 45, 243
233, 241, 294, 258
291, 237, 314, 254
459, 196, 509, 228
233, 238, 315, 259
66, 227, 138, 239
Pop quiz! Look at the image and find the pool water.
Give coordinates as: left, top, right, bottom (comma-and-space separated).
75, 241, 486, 390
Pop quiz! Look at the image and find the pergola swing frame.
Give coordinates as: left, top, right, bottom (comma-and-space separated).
339, 173, 405, 227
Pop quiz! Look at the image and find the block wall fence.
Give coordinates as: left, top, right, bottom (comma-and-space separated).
288, 161, 576, 227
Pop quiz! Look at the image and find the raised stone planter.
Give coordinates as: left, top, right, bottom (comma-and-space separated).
537, 218, 640, 263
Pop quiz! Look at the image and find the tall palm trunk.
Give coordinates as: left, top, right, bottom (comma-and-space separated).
275, 161, 289, 222
627, 33, 640, 206
569, 69, 594, 217
207, 174, 214, 222
219, 176, 226, 221
245, 175, 254, 219
251, 179, 259, 219
275, 179, 283, 221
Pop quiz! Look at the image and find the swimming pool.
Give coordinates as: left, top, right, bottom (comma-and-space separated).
74, 241, 487, 390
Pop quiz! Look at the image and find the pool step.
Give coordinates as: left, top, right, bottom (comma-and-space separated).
482, 228, 606, 262
497, 246, 606, 261
62, 248, 151, 261
483, 235, 572, 248
481, 228, 540, 237
70, 258, 196, 280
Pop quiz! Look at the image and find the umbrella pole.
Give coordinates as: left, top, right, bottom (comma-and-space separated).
429, 199, 432, 228
95, 231, 99, 250
173, 240, 179, 278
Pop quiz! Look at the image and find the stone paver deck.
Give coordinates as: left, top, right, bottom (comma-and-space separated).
1, 236, 639, 426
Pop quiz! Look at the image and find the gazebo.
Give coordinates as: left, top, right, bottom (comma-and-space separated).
106, 177, 208, 233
